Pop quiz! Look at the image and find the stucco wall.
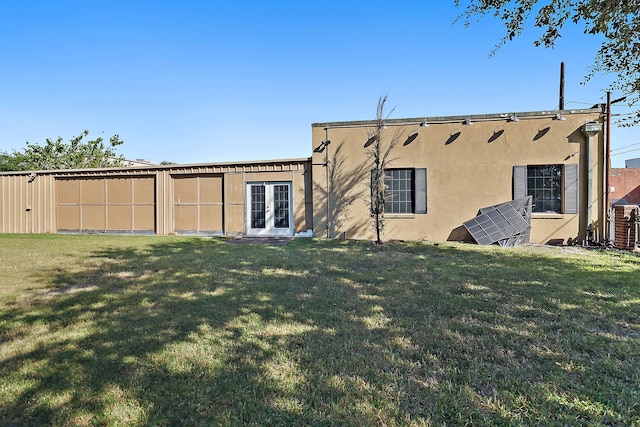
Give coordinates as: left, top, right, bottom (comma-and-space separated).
312, 109, 604, 244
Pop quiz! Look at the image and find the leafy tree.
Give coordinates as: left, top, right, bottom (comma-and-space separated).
0, 151, 24, 171
4, 131, 125, 171
367, 96, 402, 244
455, 0, 640, 124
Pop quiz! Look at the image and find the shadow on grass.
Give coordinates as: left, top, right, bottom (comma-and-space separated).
1, 238, 639, 425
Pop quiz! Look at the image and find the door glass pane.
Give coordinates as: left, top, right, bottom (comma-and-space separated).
251, 185, 266, 228
273, 184, 289, 228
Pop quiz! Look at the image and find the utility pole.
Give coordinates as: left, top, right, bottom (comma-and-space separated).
605, 93, 628, 243
606, 91, 611, 243
559, 62, 565, 110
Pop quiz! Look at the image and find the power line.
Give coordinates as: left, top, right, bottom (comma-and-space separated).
611, 142, 640, 152
564, 100, 599, 106
611, 147, 640, 157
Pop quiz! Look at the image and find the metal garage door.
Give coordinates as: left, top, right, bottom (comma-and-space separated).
173, 175, 223, 234
56, 176, 156, 233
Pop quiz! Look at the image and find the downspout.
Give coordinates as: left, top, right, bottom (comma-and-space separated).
581, 122, 603, 243
312, 129, 331, 238
325, 128, 331, 239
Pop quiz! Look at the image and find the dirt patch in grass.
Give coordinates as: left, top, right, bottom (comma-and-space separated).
225, 236, 295, 245
48, 284, 98, 296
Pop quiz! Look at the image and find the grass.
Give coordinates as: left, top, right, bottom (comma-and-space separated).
0, 234, 639, 426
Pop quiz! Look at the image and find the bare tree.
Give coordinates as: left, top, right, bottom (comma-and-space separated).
366, 96, 403, 244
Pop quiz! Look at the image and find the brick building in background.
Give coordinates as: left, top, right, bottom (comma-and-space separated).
610, 166, 640, 206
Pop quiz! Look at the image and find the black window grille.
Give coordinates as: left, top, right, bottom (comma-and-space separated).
384, 169, 415, 214
273, 184, 290, 228
527, 165, 562, 213
250, 185, 266, 228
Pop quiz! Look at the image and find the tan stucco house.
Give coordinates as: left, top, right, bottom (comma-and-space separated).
0, 106, 607, 244
312, 107, 606, 244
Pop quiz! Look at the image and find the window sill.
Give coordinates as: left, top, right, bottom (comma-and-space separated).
531, 213, 567, 219
386, 214, 416, 219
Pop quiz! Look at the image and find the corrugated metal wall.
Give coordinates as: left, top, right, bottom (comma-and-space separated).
56, 176, 156, 233
0, 159, 312, 236
0, 174, 55, 233
172, 175, 223, 234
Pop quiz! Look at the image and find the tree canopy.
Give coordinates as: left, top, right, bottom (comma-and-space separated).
1, 131, 125, 171
455, 0, 640, 125
0, 151, 24, 172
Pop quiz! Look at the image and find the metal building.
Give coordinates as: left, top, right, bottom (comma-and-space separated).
0, 158, 312, 236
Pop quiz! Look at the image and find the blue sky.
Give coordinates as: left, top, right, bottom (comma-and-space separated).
0, 1, 637, 167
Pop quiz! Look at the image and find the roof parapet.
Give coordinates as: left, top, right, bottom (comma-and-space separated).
312, 107, 603, 129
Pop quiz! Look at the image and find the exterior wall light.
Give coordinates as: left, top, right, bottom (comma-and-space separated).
314, 139, 331, 153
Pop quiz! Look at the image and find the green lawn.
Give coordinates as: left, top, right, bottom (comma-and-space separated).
0, 234, 639, 426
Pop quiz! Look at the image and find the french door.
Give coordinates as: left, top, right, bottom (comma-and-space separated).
246, 182, 293, 236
